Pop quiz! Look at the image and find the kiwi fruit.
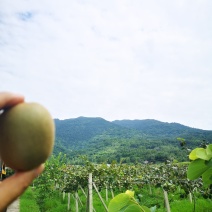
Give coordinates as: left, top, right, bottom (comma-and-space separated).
0, 102, 55, 171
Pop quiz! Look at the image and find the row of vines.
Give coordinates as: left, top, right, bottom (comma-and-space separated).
32, 144, 212, 211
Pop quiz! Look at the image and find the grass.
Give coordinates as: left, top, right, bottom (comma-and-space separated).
126, 186, 212, 212
26, 187, 118, 211
20, 187, 40, 212
157, 199, 212, 212
20, 186, 212, 212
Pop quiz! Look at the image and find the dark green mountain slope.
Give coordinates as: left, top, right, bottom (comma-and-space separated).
112, 119, 190, 136
112, 119, 212, 144
55, 117, 112, 148
54, 117, 142, 149
53, 117, 212, 164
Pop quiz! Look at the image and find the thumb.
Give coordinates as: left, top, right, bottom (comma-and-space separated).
0, 164, 44, 210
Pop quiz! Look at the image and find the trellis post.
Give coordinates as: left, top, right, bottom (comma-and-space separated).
86, 173, 93, 212
163, 190, 171, 212
67, 193, 70, 211
93, 182, 108, 211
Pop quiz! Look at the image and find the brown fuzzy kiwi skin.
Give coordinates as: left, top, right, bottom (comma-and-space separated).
0, 102, 55, 171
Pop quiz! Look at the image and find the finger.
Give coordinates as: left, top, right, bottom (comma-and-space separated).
0, 92, 24, 110
0, 164, 44, 210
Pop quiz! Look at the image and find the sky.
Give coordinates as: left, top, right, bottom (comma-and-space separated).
0, 0, 212, 130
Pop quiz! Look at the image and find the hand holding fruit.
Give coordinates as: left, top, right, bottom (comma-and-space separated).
0, 92, 54, 211
0, 96, 55, 171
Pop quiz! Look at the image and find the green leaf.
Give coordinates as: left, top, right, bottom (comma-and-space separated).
108, 193, 131, 212
206, 144, 212, 158
125, 190, 134, 198
140, 206, 151, 212
108, 192, 150, 212
205, 158, 212, 168
120, 204, 148, 212
196, 148, 211, 160
202, 167, 212, 187
189, 148, 203, 160
187, 159, 209, 180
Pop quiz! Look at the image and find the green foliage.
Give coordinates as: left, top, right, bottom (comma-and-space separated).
20, 187, 40, 212
34, 153, 67, 211
187, 144, 212, 187
54, 117, 212, 164
189, 145, 212, 160
113, 119, 212, 142
21, 187, 212, 212
108, 190, 151, 212
157, 198, 212, 212
23, 156, 212, 211
187, 159, 209, 180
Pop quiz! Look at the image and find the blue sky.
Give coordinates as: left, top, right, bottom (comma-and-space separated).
0, 0, 212, 130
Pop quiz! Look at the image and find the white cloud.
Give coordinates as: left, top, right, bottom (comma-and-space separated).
0, 0, 212, 130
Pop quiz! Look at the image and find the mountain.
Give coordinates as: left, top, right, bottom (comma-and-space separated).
112, 119, 212, 141
54, 117, 140, 148
53, 117, 212, 164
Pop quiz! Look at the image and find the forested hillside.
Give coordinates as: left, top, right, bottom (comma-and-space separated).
112, 119, 212, 145
53, 117, 212, 164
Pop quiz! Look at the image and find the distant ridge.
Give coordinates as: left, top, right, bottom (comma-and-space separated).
53, 117, 212, 164
112, 119, 207, 137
